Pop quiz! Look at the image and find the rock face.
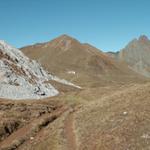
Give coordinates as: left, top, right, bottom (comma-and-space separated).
118, 35, 150, 77
0, 40, 59, 99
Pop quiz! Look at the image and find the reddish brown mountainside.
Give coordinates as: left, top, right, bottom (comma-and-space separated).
21, 35, 147, 87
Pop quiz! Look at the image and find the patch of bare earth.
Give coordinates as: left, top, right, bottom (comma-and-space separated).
0, 99, 68, 150
64, 110, 77, 150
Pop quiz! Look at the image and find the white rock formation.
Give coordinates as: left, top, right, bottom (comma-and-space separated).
0, 40, 59, 99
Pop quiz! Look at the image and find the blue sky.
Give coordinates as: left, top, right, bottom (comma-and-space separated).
0, 0, 150, 51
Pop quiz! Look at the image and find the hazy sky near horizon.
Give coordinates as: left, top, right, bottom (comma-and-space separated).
0, 0, 150, 51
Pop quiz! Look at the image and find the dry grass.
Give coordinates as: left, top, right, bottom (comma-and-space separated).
75, 83, 150, 150
0, 82, 150, 150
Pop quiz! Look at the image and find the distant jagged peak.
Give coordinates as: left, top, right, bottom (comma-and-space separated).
123, 35, 150, 51
118, 35, 150, 78
138, 35, 149, 42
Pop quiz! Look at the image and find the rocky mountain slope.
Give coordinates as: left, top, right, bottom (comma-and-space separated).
21, 35, 116, 74
21, 35, 146, 87
0, 40, 80, 100
107, 35, 150, 78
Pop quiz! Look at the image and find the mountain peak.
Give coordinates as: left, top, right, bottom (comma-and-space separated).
56, 34, 76, 42
118, 35, 150, 77
59, 34, 73, 39
139, 35, 149, 42
46, 34, 82, 50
